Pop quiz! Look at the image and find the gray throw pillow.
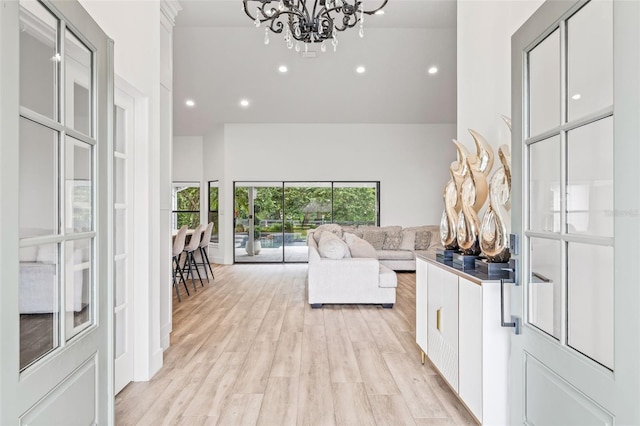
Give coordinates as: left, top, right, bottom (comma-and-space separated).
362, 228, 386, 250
382, 226, 403, 250
415, 229, 432, 250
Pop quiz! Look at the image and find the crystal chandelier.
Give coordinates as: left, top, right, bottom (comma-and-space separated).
243, 0, 388, 53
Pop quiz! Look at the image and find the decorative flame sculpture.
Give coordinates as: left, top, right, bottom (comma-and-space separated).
456, 129, 493, 255
480, 116, 512, 262
440, 141, 470, 249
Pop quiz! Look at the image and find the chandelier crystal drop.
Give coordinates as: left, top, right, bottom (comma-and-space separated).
243, 0, 388, 53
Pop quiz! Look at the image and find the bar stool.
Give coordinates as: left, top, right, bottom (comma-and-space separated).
182, 223, 204, 290
196, 222, 215, 282
172, 225, 189, 302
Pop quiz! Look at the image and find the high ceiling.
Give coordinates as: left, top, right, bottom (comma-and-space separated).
173, 0, 457, 136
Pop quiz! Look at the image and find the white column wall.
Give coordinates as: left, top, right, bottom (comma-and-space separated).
457, 0, 545, 156
80, 0, 168, 379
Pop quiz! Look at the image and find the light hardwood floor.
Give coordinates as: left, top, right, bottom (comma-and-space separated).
116, 264, 477, 425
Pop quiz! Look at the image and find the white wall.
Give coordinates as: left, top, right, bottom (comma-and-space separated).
173, 136, 203, 181
79, 0, 170, 379
457, 0, 544, 156
181, 123, 455, 264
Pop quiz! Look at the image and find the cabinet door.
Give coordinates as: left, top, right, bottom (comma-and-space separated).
459, 277, 483, 421
416, 258, 428, 355
427, 264, 459, 391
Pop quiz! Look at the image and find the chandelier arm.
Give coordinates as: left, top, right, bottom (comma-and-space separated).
361, 0, 388, 15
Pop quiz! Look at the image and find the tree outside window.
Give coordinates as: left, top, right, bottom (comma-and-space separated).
208, 181, 219, 243
172, 182, 200, 229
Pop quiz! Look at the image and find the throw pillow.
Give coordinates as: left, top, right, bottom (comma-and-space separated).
415, 229, 432, 250
317, 231, 349, 259
399, 229, 416, 251
345, 234, 378, 259
314, 223, 343, 238
382, 226, 403, 250
362, 228, 386, 250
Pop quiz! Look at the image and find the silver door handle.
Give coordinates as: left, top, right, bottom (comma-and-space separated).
500, 279, 521, 335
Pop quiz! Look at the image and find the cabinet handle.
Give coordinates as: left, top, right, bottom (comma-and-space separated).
436, 308, 442, 332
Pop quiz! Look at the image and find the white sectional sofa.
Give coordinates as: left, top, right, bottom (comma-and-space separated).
307, 229, 397, 308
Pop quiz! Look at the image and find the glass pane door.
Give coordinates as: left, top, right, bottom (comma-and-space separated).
525, 0, 614, 369
234, 182, 284, 263
284, 182, 331, 262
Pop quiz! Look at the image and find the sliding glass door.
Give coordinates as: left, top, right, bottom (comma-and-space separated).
234, 181, 380, 264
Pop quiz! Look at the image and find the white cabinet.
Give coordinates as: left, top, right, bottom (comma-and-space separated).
426, 262, 459, 391
416, 256, 509, 424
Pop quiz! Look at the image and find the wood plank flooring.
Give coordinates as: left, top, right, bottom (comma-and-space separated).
116, 264, 477, 425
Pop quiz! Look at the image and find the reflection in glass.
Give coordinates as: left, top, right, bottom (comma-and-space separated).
19, 118, 58, 238
19, 243, 59, 370
529, 136, 561, 233
65, 137, 93, 233
568, 243, 613, 369
567, 117, 613, 237
65, 29, 92, 136
19, 1, 58, 120
65, 239, 92, 338
529, 29, 560, 137
528, 237, 561, 339
567, 0, 613, 121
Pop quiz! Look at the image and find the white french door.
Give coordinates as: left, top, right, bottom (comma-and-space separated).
0, 0, 113, 423
114, 83, 135, 395
510, 0, 640, 423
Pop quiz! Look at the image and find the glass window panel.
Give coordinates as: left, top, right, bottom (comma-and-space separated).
114, 105, 127, 154
19, 243, 59, 370
114, 208, 126, 256
172, 183, 200, 229
568, 243, 613, 369
19, 1, 58, 120
528, 237, 561, 339
114, 157, 126, 205
65, 137, 93, 233
208, 181, 219, 243
115, 310, 126, 358
65, 30, 92, 136
65, 239, 92, 338
19, 118, 58, 238
567, 117, 613, 237
528, 29, 561, 137
567, 0, 613, 121
529, 136, 561, 233
332, 182, 378, 226
115, 258, 126, 307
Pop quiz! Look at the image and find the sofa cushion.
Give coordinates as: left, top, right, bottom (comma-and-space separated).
344, 233, 378, 259
379, 265, 398, 288
318, 231, 350, 259
399, 229, 416, 251
376, 250, 415, 261
382, 226, 403, 250
362, 228, 386, 250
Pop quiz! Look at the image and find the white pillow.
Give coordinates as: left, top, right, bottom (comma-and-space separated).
344, 232, 378, 259
318, 231, 349, 259
399, 229, 416, 251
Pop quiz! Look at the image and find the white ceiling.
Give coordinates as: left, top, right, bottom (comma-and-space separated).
173, 0, 457, 136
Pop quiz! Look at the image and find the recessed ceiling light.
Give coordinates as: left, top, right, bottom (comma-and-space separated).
185, 99, 195, 107
240, 99, 250, 108
278, 65, 288, 73
356, 65, 366, 74
375, 10, 385, 15
572, 93, 582, 100
428, 66, 438, 75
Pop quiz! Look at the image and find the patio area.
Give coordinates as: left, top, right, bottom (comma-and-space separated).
235, 245, 309, 263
